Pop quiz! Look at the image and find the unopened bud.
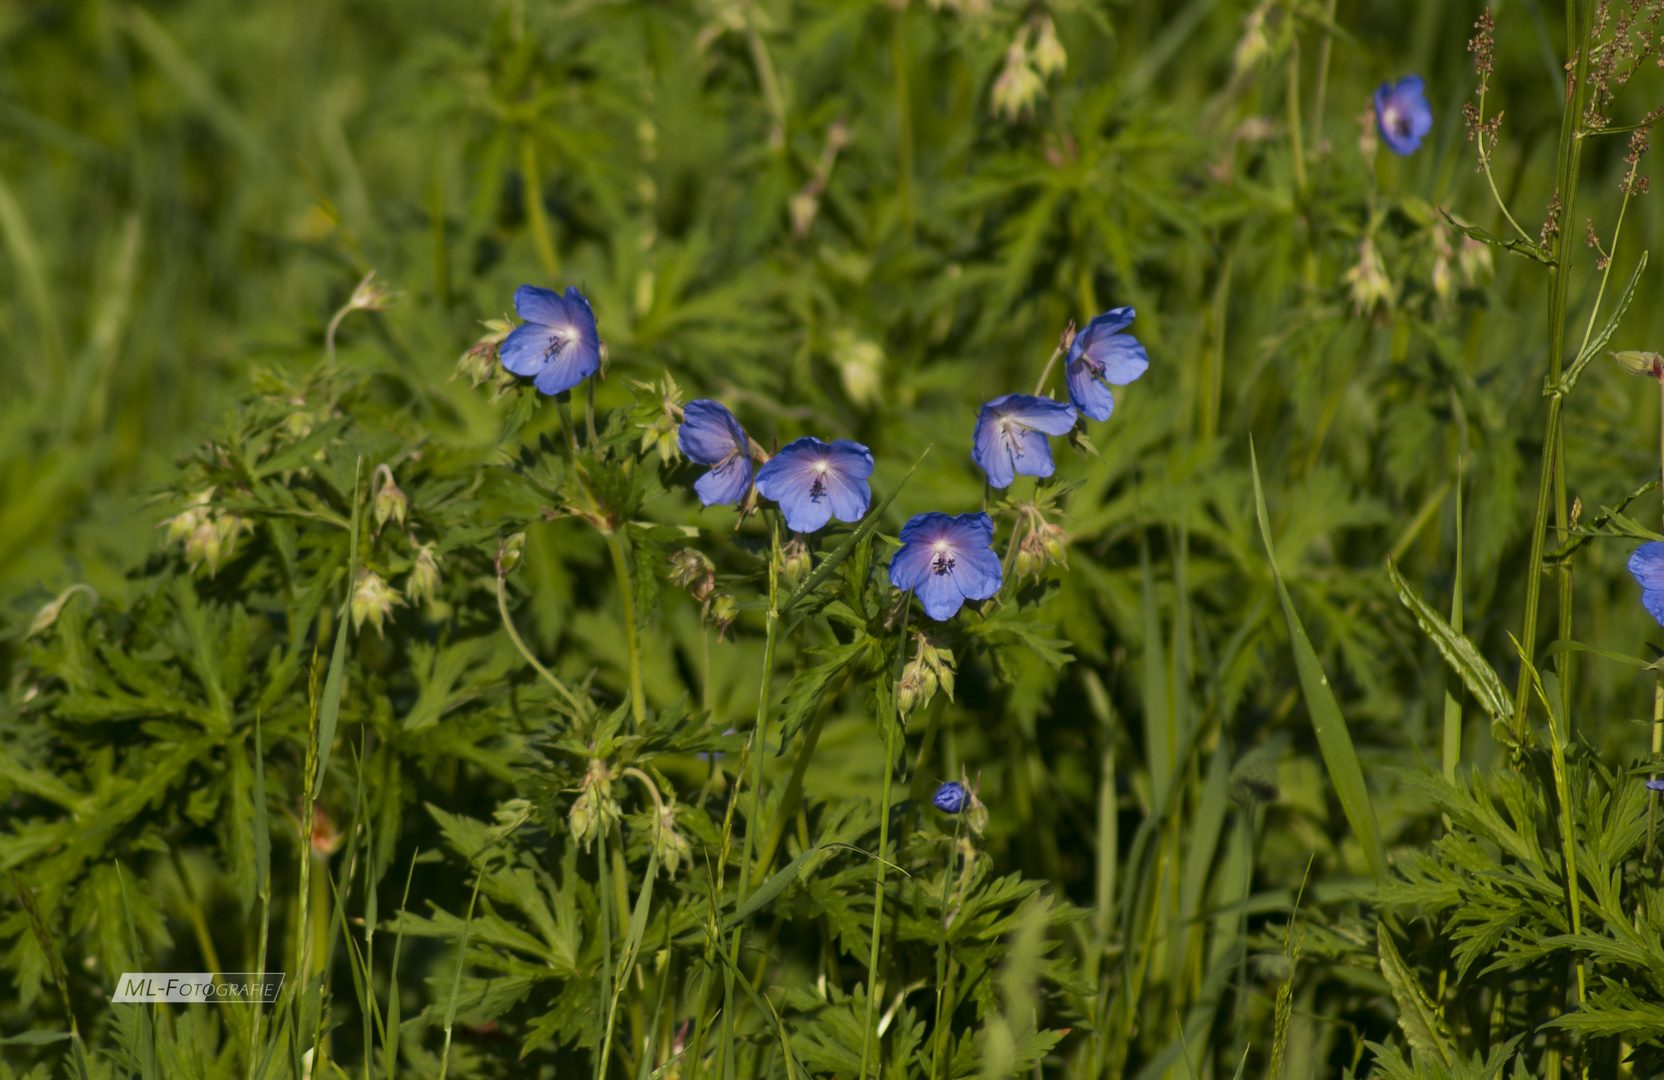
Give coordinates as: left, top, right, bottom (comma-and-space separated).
187, 520, 223, 576
1233, 4, 1270, 75
347, 270, 393, 312
990, 32, 1044, 120
710, 592, 738, 640
568, 758, 621, 851
1030, 16, 1066, 79
407, 543, 441, 606
454, 317, 515, 388
1614, 351, 1664, 380
310, 805, 343, 856
498, 532, 527, 575
781, 537, 812, 586
671, 548, 717, 601
1343, 238, 1392, 317
350, 568, 403, 637
654, 803, 693, 878
374, 471, 409, 531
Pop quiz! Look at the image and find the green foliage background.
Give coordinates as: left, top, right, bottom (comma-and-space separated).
8, 0, 1664, 1077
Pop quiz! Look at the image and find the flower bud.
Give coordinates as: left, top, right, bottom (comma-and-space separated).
1343, 238, 1392, 318
162, 489, 215, 548
454, 318, 515, 388
350, 568, 403, 637
407, 543, 441, 606
568, 758, 621, 852
1358, 106, 1379, 163
1613, 350, 1664, 380
1030, 16, 1066, 79
832, 328, 885, 409
710, 592, 738, 640
347, 270, 393, 312
670, 548, 717, 601
187, 519, 223, 576
781, 537, 812, 586
1233, 3, 1270, 75
374, 472, 409, 531
498, 532, 527, 575
899, 632, 955, 716
654, 803, 693, 878
990, 33, 1044, 120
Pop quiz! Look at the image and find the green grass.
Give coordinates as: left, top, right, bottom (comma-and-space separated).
7, 0, 1664, 1077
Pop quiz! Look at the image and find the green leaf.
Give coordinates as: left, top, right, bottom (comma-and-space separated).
1387, 560, 1510, 722
314, 457, 362, 790
1251, 443, 1386, 882
1563, 250, 1647, 393
1440, 209, 1553, 264
1377, 922, 1454, 1068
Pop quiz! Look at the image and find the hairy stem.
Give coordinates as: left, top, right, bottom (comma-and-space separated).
605, 528, 648, 727
860, 602, 912, 1080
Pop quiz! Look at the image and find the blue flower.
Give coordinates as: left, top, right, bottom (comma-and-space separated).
754, 437, 874, 533
888, 511, 1002, 621
1374, 76, 1433, 156
1647, 779, 1664, 792
1628, 542, 1664, 625
971, 394, 1078, 489
1065, 307, 1149, 422
499, 285, 602, 395
933, 781, 969, 814
678, 400, 754, 506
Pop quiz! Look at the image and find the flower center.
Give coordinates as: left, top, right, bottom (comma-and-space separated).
997, 416, 1024, 457
930, 539, 955, 575
1382, 105, 1409, 137
809, 460, 830, 501
541, 331, 567, 360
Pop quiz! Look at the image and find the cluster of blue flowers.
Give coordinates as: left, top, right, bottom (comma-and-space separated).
499, 283, 1147, 621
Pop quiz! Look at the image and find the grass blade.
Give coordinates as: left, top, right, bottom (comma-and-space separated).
1251, 442, 1385, 882
1387, 560, 1509, 725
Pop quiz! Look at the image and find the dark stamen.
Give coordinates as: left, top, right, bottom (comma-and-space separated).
932, 552, 956, 575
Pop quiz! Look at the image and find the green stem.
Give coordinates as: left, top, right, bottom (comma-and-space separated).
1032, 342, 1068, 397
1443, 459, 1465, 786
1512, 9, 1589, 736
496, 571, 587, 716
605, 528, 648, 727
1648, 679, 1662, 862
1308, 0, 1338, 153
749, 667, 857, 891
860, 602, 912, 1080
929, 812, 966, 1080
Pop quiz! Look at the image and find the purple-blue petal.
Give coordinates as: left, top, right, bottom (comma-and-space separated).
986, 393, 1078, 435
1376, 76, 1432, 155
915, 564, 970, 620
826, 439, 875, 479
755, 437, 873, 533
533, 346, 600, 396
887, 533, 939, 592
953, 543, 1003, 601
1067, 359, 1118, 422
499, 323, 556, 378
1067, 307, 1137, 364
1630, 543, 1664, 592
1647, 779, 1664, 792
933, 781, 969, 813
694, 456, 753, 507
514, 284, 569, 326
889, 512, 999, 619
679, 400, 748, 466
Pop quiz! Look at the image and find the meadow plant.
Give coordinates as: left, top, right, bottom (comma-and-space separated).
13, 0, 1664, 1078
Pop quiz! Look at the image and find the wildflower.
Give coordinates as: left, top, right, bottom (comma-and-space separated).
888, 511, 1002, 621
971, 394, 1079, 489
678, 399, 756, 507
406, 543, 441, 606
933, 781, 970, 814
351, 568, 403, 637
1628, 542, 1664, 625
1343, 238, 1393, 317
499, 285, 602, 396
1374, 76, 1433, 156
991, 32, 1045, 120
1647, 779, 1664, 792
1065, 307, 1149, 422
710, 592, 739, 639
754, 436, 874, 533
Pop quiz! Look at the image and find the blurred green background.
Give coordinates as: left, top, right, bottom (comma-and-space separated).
8, 0, 1664, 1074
